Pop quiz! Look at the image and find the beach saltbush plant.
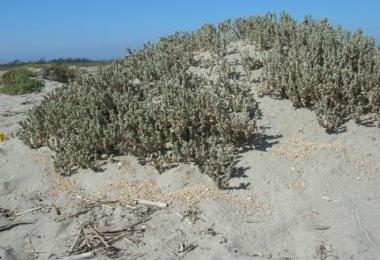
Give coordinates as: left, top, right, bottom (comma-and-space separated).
0, 68, 43, 95
190, 12, 380, 130
258, 15, 380, 131
240, 49, 263, 77
19, 33, 258, 188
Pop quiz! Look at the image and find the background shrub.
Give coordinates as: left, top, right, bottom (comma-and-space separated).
42, 64, 76, 83
0, 68, 43, 95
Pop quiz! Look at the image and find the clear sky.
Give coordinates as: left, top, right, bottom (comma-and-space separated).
1, 0, 379, 63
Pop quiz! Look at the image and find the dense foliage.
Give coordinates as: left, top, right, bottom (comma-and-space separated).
19, 33, 258, 188
198, 12, 380, 130
0, 68, 43, 95
241, 13, 380, 130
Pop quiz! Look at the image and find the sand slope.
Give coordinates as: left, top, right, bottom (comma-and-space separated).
1, 51, 380, 259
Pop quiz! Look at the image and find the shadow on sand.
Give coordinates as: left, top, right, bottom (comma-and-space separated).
227, 130, 283, 190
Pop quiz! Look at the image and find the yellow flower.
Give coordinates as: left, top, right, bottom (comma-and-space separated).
0, 132, 4, 143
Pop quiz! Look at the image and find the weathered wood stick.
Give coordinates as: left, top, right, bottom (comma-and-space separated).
69, 229, 83, 255
15, 206, 44, 217
135, 199, 167, 208
123, 237, 138, 247
88, 225, 110, 248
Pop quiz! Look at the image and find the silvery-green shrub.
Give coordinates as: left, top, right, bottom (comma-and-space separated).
19, 33, 258, 188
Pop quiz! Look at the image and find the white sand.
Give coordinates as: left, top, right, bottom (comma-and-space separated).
1, 48, 380, 259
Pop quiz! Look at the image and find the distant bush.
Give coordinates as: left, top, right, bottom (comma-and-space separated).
19, 34, 258, 188
0, 68, 42, 95
42, 64, 76, 83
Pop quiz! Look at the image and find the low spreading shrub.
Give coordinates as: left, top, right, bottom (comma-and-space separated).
258, 14, 380, 131
19, 35, 258, 188
190, 12, 380, 130
0, 68, 42, 95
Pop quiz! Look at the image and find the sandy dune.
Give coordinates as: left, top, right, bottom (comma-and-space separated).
1, 48, 380, 259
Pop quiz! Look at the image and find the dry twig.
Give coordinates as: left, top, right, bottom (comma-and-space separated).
15, 206, 45, 217
135, 199, 167, 208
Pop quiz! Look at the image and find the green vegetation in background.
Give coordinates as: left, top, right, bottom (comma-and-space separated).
0, 58, 109, 71
0, 68, 43, 95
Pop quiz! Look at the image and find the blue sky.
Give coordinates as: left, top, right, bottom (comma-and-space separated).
1, 0, 379, 63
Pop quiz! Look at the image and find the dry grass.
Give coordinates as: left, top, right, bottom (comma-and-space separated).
104, 179, 168, 205
31, 146, 270, 214
272, 136, 345, 161
350, 153, 379, 179
170, 184, 271, 213
272, 135, 379, 179
92, 180, 271, 214
286, 179, 306, 192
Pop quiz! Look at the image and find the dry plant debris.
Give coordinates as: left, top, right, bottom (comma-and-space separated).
273, 135, 379, 178
286, 180, 306, 192
170, 184, 271, 213
181, 206, 203, 224
104, 179, 168, 205
66, 205, 153, 259
175, 242, 197, 257
272, 136, 344, 161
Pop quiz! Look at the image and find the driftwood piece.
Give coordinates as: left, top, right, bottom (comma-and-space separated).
88, 225, 110, 248
123, 237, 138, 247
70, 229, 83, 255
61, 251, 96, 260
135, 199, 167, 208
